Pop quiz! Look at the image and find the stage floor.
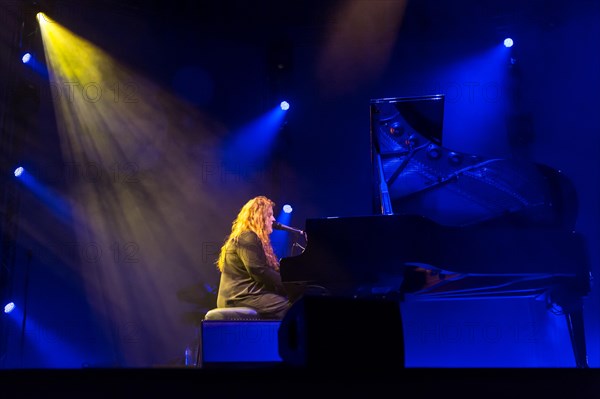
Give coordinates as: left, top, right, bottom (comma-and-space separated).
1, 366, 598, 397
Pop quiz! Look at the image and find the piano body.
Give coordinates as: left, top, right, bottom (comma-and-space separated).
280, 95, 592, 368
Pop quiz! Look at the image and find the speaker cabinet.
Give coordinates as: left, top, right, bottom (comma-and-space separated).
278, 295, 404, 369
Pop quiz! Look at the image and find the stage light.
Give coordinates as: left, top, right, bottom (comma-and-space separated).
14, 166, 24, 177
4, 302, 15, 314
283, 204, 293, 213
37, 12, 50, 24
504, 38, 513, 48
22, 53, 32, 64
280, 101, 290, 111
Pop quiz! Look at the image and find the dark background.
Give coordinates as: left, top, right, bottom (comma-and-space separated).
1, 0, 599, 368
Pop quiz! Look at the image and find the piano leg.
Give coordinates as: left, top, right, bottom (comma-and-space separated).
562, 298, 589, 368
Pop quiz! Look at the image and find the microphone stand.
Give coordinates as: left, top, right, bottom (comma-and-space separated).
291, 242, 305, 255
273, 221, 307, 257
290, 233, 307, 256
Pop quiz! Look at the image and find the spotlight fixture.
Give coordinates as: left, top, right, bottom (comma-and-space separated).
504, 38, 514, 48
280, 101, 290, 111
4, 302, 15, 314
283, 204, 293, 213
22, 52, 32, 64
14, 166, 24, 177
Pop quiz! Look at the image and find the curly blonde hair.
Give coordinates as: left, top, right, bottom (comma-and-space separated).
216, 196, 279, 272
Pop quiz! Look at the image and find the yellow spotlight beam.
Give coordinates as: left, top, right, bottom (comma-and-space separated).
317, 0, 407, 97
36, 13, 245, 366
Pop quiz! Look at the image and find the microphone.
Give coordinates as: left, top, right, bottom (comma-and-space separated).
272, 221, 305, 236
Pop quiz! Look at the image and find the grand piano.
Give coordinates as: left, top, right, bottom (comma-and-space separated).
280, 95, 592, 368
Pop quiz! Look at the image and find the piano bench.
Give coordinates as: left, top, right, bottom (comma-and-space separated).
204, 307, 260, 321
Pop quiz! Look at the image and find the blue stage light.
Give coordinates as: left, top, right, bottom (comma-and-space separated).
22, 53, 32, 63
282, 204, 293, 213
503, 38, 513, 48
14, 166, 24, 177
280, 101, 290, 111
4, 302, 15, 314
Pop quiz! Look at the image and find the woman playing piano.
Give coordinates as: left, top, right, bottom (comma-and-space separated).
215, 196, 291, 319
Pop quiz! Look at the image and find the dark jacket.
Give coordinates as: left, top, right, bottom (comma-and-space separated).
216, 231, 289, 317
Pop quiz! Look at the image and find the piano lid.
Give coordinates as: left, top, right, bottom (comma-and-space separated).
370, 95, 578, 229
